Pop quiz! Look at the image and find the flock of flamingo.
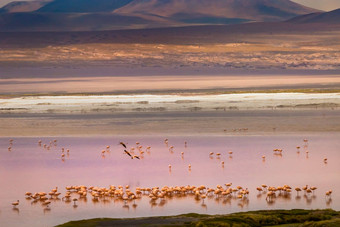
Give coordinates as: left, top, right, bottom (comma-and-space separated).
11, 182, 333, 212
6, 137, 334, 212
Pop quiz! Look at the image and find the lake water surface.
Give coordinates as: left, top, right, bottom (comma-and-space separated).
0, 134, 339, 227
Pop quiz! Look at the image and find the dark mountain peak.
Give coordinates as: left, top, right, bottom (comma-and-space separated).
37, 0, 134, 13
0, 0, 323, 32
0, 0, 51, 13
288, 8, 340, 23
114, 0, 320, 22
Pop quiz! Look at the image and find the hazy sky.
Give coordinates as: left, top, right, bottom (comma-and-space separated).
292, 0, 340, 11
0, 0, 339, 11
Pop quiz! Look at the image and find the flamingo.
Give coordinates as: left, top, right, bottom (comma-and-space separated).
256, 187, 263, 193
302, 185, 308, 191
119, 142, 127, 148
295, 187, 301, 195
310, 186, 317, 194
124, 150, 133, 158
12, 200, 19, 208
326, 190, 332, 198
225, 183, 232, 188
43, 200, 51, 207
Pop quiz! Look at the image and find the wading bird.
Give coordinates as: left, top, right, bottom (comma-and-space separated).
124, 150, 132, 158
295, 187, 301, 195
133, 155, 140, 160
119, 142, 127, 148
43, 200, 51, 207
326, 190, 332, 198
12, 200, 19, 208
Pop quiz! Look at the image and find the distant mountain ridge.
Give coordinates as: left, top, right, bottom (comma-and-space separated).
114, 0, 319, 22
0, 0, 322, 31
288, 8, 340, 23
0, 0, 51, 13
37, 0, 134, 13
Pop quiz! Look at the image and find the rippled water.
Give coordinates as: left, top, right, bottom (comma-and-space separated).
0, 134, 339, 227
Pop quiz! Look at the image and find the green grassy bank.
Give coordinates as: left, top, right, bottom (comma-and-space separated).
56, 209, 340, 227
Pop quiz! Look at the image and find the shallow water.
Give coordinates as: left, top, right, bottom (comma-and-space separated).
0, 134, 339, 227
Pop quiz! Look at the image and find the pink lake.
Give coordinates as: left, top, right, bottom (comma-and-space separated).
0, 134, 339, 227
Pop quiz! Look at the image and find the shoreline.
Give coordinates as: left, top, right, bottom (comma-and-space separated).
1, 92, 339, 113
1, 92, 339, 137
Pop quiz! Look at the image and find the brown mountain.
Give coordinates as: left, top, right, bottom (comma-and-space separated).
288, 8, 340, 23
0, 12, 172, 31
114, 0, 320, 23
0, 0, 321, 31
37, 0, 134, 13
0, 0, 51, 13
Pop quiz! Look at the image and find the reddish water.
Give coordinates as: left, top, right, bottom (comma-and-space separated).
0, 134, 339, 227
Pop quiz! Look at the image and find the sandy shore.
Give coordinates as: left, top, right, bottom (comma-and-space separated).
1, 93, 340, 114
1, 93, 339, 136
0, 92, 339, 136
